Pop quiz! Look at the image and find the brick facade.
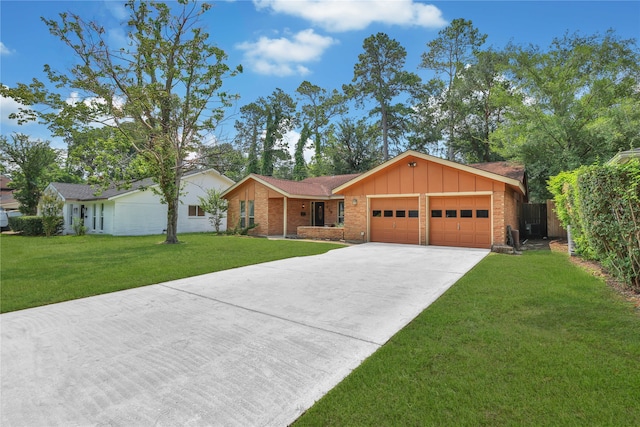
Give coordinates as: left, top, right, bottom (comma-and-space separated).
222, 152, 526, 248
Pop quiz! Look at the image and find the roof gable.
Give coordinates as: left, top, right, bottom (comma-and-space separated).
333, 150, 526, 195
222, 173, 361, 199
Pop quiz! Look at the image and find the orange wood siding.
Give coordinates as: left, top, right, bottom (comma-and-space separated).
345, 157, 505, 195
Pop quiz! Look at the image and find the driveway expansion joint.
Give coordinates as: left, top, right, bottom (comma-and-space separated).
160, 284, 383, 347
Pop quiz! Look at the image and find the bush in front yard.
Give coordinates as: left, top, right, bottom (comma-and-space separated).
8, 216, 44, 236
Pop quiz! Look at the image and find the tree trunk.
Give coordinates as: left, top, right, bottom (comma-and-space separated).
164, 170, 182, 244
165, 195, 179, 244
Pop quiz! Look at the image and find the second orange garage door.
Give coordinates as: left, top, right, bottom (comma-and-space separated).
370, 197, 420, 245
429, 196, 492, 249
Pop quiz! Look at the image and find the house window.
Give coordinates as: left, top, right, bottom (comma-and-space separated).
396, 210, 406, 218
431, 210, 442, 218
248, 200, 255, 226
383, 210, 393, 218
338, 201, 344, 224
461, 210, 473, 218
240, 200, 246, 228
92, 204, 97, 229
476, 209, 489, 218
446, 210, 457, 218
372, 210, 382, 217
188, 205, 205, 217
408, 210, 419, 218
100, 204, 104, 231
240, 200, 254, 227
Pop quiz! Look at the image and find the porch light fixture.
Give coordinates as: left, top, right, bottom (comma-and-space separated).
408, 161, 417, 167
302, 203, 305, 209
352, 198, 358, 206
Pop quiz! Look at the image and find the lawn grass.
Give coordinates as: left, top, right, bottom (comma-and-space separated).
295, 251, 640, 426
0, 233, 343, 313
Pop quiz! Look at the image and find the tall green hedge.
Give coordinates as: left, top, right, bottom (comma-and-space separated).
549, 159, 640, 291
8, 216, 45, 236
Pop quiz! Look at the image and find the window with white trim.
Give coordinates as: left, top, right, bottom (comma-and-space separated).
188, 205, 205, 217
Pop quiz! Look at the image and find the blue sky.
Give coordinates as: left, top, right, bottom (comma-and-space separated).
1, 0, 639, 151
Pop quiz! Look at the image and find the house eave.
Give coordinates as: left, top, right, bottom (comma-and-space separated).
332, 150, 527, 196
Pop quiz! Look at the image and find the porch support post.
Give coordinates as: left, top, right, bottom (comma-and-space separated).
283, 197, 288, 238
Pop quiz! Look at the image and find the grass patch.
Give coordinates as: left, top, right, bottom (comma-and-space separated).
0, 233, 343, 313
295, 251, 640, 426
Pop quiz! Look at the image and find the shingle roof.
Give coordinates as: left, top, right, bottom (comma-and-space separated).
468, 161, 526, 183
50, 178, 155, 201
253, 173, 361, 197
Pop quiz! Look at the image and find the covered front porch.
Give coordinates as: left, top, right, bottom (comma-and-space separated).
265, 196, 345, 238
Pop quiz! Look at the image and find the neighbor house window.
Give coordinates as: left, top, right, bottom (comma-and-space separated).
188, 205, 205, 217
338, 201, 344, 224
100, 204, 104, 231
240, 200, 246, 228
92, 204, 97, 229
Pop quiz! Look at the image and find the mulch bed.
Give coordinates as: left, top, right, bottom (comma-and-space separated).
547, 239, 640, 312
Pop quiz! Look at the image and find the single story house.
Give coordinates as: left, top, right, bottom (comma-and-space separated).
46, 169, 234, 236
222, 150, 527, 249
0, 175, 19, 211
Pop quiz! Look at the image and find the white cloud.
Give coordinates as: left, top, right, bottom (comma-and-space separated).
254, 0, 447, 32
237, 29, 337, 77
0, 94, 33, 126
103, 1, 129, 21
0, 41, 14, 55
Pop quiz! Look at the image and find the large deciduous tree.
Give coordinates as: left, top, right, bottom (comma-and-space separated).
0, 134, 58, 215
0, 1, 241, 243
492, 31, 640, 201
344, 32, 421, 161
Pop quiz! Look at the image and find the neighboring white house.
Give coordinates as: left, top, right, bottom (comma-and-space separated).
45, 169, 235, 236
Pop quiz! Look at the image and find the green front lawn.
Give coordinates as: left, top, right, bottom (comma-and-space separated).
295, 251, 640, 426
0, 233, 343, 313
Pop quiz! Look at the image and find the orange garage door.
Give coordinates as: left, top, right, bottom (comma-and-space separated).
429, 196, 491, 248
370, 198, 419, 245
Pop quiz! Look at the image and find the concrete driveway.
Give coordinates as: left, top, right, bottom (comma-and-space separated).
1, 243, 488, 426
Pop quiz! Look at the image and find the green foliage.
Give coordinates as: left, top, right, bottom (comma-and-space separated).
344, 32, 421, 160
420, 18, 488, 160
323, 118, 382, 174
8, 216, 44, 236
72, 218, 87, 236
549, 160, 640, 291
39, 188, 64, 237
0, 134, 59, 215
296, 80, 346, 159
198, 188, 228, 233
493, 31, 640, 201
578, 160, 640, 291
293, 123, 310, 181
1, 1, 241, 244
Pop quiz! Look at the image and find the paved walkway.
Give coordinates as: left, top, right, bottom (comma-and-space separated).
1, 243, 488, 426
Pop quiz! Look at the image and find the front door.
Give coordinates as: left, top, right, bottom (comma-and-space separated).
314, 202, 325, 226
